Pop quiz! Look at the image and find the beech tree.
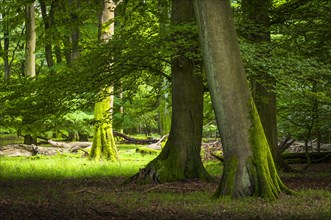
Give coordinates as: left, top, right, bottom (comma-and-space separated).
131, 0, 211, 183
23, 2, 37, 145
39, 0, 56, 68
24, 2, 36, 78
194, 0, 291, 199
89, 0, 118, 161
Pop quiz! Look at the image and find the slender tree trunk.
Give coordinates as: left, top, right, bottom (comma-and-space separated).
194, 0, 291, 200
4, 28, 10, 81
131, 0, 211, 183
89, 0, 118, 161
40, 0, 55, 68
1, 12, 10, 81
23, 2, 37, 145
241, 0, 287, 171
24, 134, 37, 145
62, 0, 80, 65
25, 2, 36, 77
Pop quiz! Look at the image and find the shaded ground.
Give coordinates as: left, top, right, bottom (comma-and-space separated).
1, 164, 330, 220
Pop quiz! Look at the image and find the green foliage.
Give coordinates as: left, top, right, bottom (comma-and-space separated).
61, 110, 94, 136
0, 0, 330, 191
235, 0, 331, 143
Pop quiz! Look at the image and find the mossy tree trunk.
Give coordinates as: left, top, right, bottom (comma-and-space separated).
89, 0, 118, 162
194, 0, 291, 200
90, 87, 118, 161
131, 0, 211, 183
241, 0, 288, 171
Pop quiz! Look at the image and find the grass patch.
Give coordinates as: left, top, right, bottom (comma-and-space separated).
0, 144, 158, 180
1, 134, 330, 219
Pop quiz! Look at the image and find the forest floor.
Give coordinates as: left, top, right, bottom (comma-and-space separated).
0, 134, 330, 219
1, 163, 330, 220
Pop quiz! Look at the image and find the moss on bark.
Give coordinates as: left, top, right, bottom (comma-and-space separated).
248, 98, 292, 200
89, 87, 118, 162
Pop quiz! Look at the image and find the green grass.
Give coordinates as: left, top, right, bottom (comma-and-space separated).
0, 136, 223, 181
1, 135, 331, 219
0, 133, 24, 146
0, 144, 159, 180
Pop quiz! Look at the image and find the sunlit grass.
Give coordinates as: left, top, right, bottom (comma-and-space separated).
0, 144, 158, 180
0, 141, 223, 181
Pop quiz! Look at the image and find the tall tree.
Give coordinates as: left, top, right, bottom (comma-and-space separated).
89, 0, 118, 161
39, 0, 56, 68
1, 12, 10, 81
194, 0, 291, 199
24, 2, 36, 77
131, 0, 211, 183
23, 1, 37, 145
240, 0, 287, 170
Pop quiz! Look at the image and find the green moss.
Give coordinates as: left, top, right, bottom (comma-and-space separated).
248, 98, 292, 200
214, 156, 238, 198
89, 87, 118, 162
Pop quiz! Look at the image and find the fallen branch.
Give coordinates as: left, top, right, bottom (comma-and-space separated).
145, 134, 169, 150
278, 136, 295, 153
282, 152, 331, 164
113, 131, 159, 145
48, 139, 92, 152
0, 144, 68, 156
143, 183, 170, 193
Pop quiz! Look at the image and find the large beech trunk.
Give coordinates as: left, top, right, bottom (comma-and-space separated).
89, 0, 118, 161
194, 0, 291, 199
131, 0, 211, 183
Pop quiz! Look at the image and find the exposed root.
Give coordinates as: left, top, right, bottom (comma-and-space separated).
129, 166, 160, 184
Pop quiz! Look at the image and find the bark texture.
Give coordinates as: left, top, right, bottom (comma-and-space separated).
90, 87, 118, 161
131, 0, 211, 183
25, 3, 36, 77
90, 0, 118, 161
194, 0, 290, 199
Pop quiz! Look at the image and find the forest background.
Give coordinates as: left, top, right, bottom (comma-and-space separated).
0, 0, 330, 149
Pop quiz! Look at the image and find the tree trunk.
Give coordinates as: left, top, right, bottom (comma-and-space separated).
241, 0, 287, 171
67, 132, 76, 141
2, 12, 10, 81
89, 0, 118, 161
90, 88, 118, 161
194, 0, 291, 200
25, 2, 36, 77
131, 0, 211, 183
78, 133, 89, 142
39, 0, 55, 68
24, 134, 37, 145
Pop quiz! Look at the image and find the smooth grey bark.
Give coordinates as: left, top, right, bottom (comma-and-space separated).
24, 3, 36, 77
23, 3, 37, 145
194, 0, 290, 199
